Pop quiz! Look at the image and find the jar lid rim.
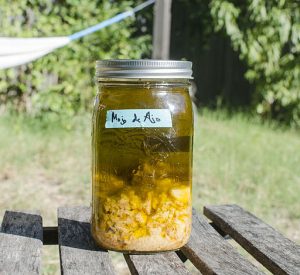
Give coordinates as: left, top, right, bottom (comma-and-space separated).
95, 59, 193, 79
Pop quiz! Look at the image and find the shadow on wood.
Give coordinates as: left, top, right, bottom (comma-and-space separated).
58, 217, 106, 251
1, 210, 43, 241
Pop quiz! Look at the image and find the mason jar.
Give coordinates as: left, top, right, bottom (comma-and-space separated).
91, 59, 193, 252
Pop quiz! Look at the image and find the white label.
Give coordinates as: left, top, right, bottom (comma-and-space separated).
105, 109, 172, 128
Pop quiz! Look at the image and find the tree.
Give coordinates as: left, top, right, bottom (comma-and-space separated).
0, 0, 151, 119
210, 0, 300, 126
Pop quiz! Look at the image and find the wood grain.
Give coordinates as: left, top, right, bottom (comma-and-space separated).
124, 251, 191, 275
58, 206, 115, 275
181, 209, 264, 275
204, 204, 300, 275
0, 210, 43, 274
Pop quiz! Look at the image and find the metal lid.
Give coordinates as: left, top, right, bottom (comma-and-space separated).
95, 59, 193, 79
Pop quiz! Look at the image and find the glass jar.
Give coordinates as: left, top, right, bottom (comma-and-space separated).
91, 60, 193, 252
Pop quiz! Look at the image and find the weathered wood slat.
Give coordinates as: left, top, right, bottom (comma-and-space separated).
181, 209, 264, 275
124, 252, 191, 275
204, 204, 300, 275
0, 210, 43, 274
58, 206, 115, 275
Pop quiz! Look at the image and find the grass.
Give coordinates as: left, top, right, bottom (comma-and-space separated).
0, 110, 299, 274
193, 110, 300, 239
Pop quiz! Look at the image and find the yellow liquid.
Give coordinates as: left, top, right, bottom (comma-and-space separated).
91, 81, 193, 252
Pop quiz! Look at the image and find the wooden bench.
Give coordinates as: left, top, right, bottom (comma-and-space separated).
0, 205, 299, 274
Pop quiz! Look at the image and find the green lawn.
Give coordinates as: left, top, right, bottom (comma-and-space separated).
0, 110, 299, 274
193, 110, 300, 241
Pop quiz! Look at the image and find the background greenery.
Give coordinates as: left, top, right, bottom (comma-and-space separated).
171, 0, 300, 126
210, 0, 300, 126
1, 0, 300, 126
0, 1, 299, 273
0, 0, 151, 124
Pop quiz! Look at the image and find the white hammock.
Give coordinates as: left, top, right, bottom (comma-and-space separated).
0, 0, 155, 69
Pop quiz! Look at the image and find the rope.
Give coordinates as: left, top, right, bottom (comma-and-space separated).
69, 0, 155, 40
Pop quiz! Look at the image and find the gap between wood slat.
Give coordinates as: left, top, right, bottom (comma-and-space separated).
43, 226, 58, 245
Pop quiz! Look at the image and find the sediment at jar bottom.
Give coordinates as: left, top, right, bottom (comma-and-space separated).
92, 228, 190, 252
92, 184, 192, 251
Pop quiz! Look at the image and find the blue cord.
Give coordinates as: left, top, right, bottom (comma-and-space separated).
69, 0, 155, 41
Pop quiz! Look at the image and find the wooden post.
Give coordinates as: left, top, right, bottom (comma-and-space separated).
152, 0, 172, 59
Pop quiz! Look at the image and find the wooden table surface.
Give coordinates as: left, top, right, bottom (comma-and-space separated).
0, 205, 299, 274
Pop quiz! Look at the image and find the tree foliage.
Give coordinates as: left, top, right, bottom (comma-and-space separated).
1, 1, 299, 126
0, 0, 151, 120
210, 0, 300, 126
